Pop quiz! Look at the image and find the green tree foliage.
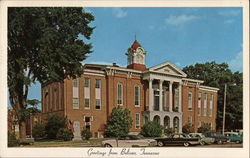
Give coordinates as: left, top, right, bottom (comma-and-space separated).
56, 128, 74, 141
140, 121, 163, 137
32, 121, 45, 139
81, 129, 92, 140
183, 61, 243, 130
8, 7, 94, 139
182, 123, 194, 134
104, 106, 133, 137
8, 132, 20, 147
197, 125, 211, 134
45, 114, 67, 139
164, 127, 174, 136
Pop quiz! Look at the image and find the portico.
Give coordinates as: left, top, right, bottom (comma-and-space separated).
142, 62, 187, 133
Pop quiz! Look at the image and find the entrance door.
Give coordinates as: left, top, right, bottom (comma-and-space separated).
73, 121, 81, 138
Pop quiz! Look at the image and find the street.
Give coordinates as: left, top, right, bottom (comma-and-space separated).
160, 142, 243, 148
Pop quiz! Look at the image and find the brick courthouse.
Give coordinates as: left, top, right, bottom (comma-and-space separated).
41, 40, 219, 139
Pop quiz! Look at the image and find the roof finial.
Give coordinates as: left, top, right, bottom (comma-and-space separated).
134, 32, 137, 41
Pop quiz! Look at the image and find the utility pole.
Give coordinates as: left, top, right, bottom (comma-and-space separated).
222, 84, 227, 135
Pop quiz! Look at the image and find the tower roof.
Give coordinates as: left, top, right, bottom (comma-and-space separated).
130, 40, 141, 51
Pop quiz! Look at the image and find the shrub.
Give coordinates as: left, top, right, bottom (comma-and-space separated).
8, 132, 20, 147
45, 114, 67, 139
56, 128, 74, 141
198, 125, 211, 134
81, 129, 92, 140
164, 127, 174, 136
104, 106, 132, 137
182, 123, 194, 134
140, 121, 163, 137
32, 121, 45, 139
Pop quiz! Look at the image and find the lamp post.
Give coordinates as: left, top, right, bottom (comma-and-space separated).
222, 84, 227, 135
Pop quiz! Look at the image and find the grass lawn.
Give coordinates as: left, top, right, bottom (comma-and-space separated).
19, 138, 110, 147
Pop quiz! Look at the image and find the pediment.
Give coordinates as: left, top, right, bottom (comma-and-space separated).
149, 62, 187, 77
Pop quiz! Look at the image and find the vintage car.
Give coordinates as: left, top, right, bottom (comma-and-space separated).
101, 135, 157, 147
155, 133, 200, 147
189, 133, 215, 145
224, 132, 243, 144
204, 132, 228, 144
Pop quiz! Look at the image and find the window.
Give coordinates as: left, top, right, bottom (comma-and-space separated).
209, 95, 214, 117
84, 78, 90, 88
72, 78, 79, 87
135, 113, 140, 129
85, 116, 91, 122
84, 98, 90, 109
198, 93, 201, 116
96, 99, 101, 109
95, 79, 101, 88
204, 93, 207, 116
72, 98, 79, 109
188, 116, 192, 124
117, 83, 123, 105
134, 85, 140, 106
188, 92, 193, 110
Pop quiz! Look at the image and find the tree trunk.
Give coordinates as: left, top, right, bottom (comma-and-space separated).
19, 120, 26, 141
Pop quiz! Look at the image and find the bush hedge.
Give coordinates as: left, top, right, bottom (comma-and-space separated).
56, 128, 74, 141
140, 121, 163, 137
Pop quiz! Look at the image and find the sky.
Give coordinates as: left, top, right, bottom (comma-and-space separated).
9, 7, 243, 108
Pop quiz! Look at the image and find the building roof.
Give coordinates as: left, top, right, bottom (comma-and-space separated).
130, 40, 141, 51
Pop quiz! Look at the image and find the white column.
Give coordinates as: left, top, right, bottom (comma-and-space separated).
169, 116, 173, 128
178, 83, 182, 113
169, 81, 173, 112
159, 80, 163, 111
149, 79, 153, 111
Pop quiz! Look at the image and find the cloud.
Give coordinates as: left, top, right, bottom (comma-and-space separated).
165, 15, 200, 25
112, 8, 127, 18
228, 51, 243, 72
224, 19, 235, 24
218, 10, 241, 16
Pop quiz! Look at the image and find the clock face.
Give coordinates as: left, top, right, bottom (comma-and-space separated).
137, 47, 144, 54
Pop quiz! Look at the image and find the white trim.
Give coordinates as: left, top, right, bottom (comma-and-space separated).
148, 61, 187, 77
83, 72, 105, 77
199, 85, 219, 92
182, 78, 204, 84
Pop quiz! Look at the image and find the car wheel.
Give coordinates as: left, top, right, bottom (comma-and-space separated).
200, 141, 205, 146
235, 140, 240, 144
217, 140, 222, 144
183, 142, 190, 147
104, 143, 112, 147
157, 141, 164, 147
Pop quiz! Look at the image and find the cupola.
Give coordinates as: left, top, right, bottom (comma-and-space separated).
125, 40, 147, 71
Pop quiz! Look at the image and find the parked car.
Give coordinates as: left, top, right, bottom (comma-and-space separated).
204, 132, 228, 144
155, 133, 200, 147
188, 133, 215, 145
102, 135, 157, 147
224, 132, 243, 144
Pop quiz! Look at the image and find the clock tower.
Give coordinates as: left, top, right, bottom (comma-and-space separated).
125, 40, 147, 71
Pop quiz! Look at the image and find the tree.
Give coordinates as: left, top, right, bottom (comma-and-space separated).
182, 123, 194, 134
32, 121, 45, 139
8, 7, 94, 140
81, 129, 92, 140
104, 106, 133, 138
140, 121, 163, 137
183, 61, 243, 130
45, 113, 67, 139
